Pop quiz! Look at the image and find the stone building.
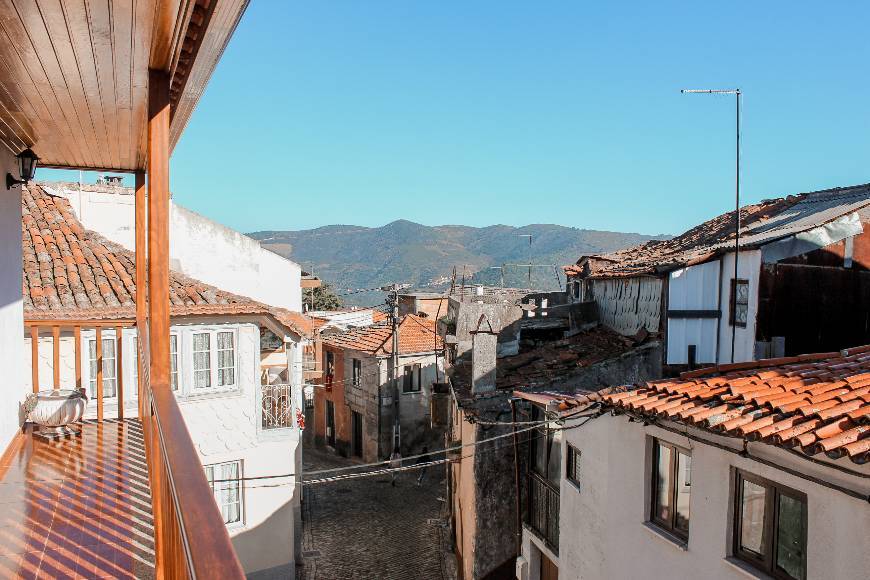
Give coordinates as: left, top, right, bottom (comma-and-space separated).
314, 314, 444, 461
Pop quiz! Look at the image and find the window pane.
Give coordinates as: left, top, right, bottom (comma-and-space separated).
740, 479, 768, 556
193, 333, 211, 389
736, 304, 748, 325
654, 443, 672, 522
776, 494, 807, 580
193, 333, 210, 352
674, 452, 691, 534
547, 437, 562, 486
217, 331, 233, 350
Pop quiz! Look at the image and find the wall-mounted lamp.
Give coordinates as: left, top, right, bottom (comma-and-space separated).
7, 148, 39, 190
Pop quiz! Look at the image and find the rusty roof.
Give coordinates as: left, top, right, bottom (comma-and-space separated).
602, 346, 870, 464
565, 183, 870, 278
22, 184, 311, 338
322, 314, 442, 356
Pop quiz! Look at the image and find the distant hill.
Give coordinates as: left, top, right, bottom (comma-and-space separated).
249, 221, 670, 304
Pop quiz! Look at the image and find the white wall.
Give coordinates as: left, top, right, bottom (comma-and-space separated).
47, 183, 303, 312
532, 414, 870, 580
717, 250, 761, 364
0, 150, 24, 450
24, 319, 302, 576
667, 260, 720, 365
591, 277, 662, 336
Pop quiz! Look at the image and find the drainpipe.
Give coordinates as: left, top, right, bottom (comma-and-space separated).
510, 398, 522, 556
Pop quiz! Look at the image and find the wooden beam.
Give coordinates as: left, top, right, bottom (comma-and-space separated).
148, 69, 171, 388
74, 326, 82, 393
135, 171, 147, 327
116, 325, 124, 420
30, 326, 39, 393
96, 326, 104, 421
52, 326, 60, 389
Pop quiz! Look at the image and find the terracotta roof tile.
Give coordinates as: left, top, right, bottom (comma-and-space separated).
565, 183, 870, 278
21, 185, 311, 338
322, 314, 441, 356
601, 347, 870, 464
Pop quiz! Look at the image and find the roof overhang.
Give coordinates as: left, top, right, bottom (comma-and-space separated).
0, 0, 248, 172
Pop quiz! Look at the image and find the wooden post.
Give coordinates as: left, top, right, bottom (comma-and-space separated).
52, 326, 60, 389
148, 69, 171, 389
116, 325, 125, 420
74, 326, 82, 393
30, 326, 39, 393
96, 326, 104, 421
148, 67, 170, 575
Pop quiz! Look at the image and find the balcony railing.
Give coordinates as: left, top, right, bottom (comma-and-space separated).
262, 383, 295, 429
528, 471, 560, 553
22, 320, 245, 577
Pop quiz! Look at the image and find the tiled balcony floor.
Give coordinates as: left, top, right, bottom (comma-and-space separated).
0, 420, 155, 579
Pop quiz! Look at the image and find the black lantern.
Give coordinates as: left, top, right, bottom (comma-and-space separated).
6, 148, 39, 190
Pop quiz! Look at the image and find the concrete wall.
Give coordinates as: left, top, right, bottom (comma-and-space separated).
529, 414, 870, 580
48, 183, 302, 311
24, 318, 302, 576
450, 399, 479, 580
0, 150, 24, 451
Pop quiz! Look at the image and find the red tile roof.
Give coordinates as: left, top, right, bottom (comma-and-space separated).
565, 183, 870, 278
322, 314, 442, 355
603, 346, 870, 464
22, 184, 311, 337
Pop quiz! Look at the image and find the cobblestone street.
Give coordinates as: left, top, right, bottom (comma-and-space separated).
299, 444, 456, 580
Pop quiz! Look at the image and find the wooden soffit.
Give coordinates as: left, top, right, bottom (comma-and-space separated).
0, 0, 248, 172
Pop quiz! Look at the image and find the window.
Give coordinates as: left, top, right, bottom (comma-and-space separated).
402, 363, 422, 393
531, 405, 561, 486
730, 278, 749, 328
566, 444, 581, 487
88, 337, 117, 398
352, 358, 362, 387
192, 330, 236, 391
205, 460, 243, 525
650, 438, 691, 540
572, 280, 580, 300
170, 334, 179, 391
325, 351, 335, 377
734, 471, 807, 580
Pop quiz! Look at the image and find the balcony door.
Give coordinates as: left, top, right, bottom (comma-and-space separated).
326, 401, 336, 447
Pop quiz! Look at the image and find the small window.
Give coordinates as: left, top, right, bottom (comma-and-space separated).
89, 337, 117, 398
734, 471, 807, 580
650, 438, 691, 540
325, 351, 335, 377
193, 333, 212, 389
566, 444, 581, 487
170, 334, 179, 391
730, 278, 749, 328
205, 460, 243, 525
402, 363, 422, 393
572, 280, 581, 300
352, 358, 362, 387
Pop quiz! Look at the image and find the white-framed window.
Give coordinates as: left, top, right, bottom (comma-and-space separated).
204, 460, 243, 525
170, 334, 179, 391
191, 329, 237, 392
88, 336, 118, 399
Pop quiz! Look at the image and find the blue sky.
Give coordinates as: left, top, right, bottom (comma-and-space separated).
44, 1, 870, 236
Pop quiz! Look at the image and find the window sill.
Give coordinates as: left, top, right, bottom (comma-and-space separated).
176, 387, 242, 402
723, 557, 774, 580
566, 479, 582, 493
401, 391, 423, 396
641, 522, 688, 551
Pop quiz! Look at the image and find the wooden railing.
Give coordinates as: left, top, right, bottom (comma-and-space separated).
137, 324, 246, 578
25, 320, 136, 420
527, 471, 560, 553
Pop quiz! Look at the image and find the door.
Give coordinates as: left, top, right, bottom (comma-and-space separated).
326, 401, 336, 447
540, 552, 558, 580
351, 411, 363, 457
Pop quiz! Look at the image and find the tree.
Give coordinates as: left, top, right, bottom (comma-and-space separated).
303, 283, 343, 311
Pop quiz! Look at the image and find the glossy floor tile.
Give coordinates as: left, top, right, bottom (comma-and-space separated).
0, 420, 155, 579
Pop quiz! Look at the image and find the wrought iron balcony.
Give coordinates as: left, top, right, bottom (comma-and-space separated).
261, 384, 297, 430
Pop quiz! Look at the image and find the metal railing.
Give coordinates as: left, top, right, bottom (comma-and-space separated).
261, 383, 295, 429
528, 471, 560, 553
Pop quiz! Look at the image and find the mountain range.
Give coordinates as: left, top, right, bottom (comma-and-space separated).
249, 221, 670, 305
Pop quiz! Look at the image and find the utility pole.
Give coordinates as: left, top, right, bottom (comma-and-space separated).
382, 283, 406, 456
681, 88, 742, 363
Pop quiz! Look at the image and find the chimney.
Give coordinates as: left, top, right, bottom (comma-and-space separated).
470, 313, 498, 395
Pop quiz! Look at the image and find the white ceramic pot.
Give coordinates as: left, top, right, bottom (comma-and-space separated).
30, 389, 87, 438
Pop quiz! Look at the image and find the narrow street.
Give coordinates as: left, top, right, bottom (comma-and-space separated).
299, 443, 456, 580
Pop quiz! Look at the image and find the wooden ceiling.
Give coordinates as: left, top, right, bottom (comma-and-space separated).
0, 0, 248, 172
